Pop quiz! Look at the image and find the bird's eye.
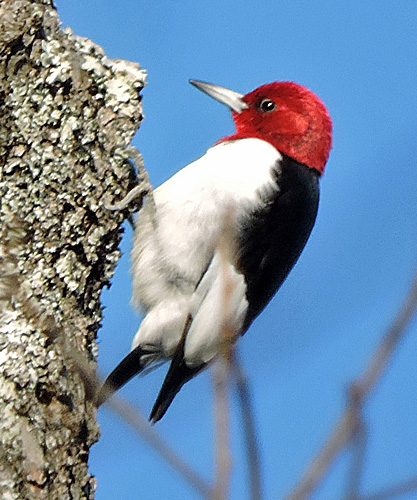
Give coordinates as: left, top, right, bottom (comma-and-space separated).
258, 99, 277, 113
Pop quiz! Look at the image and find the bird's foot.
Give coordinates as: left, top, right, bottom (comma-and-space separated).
104, 145, 155, 215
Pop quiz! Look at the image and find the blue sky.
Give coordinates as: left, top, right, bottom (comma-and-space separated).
56, 1, 417, 499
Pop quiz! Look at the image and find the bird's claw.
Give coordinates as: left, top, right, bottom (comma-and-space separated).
104, 145, 155, 215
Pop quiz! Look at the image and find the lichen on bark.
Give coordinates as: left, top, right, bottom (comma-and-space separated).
0, 0, 147, 498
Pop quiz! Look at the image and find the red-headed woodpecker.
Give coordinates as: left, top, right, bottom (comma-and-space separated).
97, 79, 332, 422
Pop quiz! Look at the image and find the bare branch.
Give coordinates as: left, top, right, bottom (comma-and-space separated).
232, 353, 262, 500
212, 358, 233, 500
362, 475, 417, 500
284, 269, 417, 500
103, 395, 213, 500
211, 205, 239, 500
345, 418, 367, 500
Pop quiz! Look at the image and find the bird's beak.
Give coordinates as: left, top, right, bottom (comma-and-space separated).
190, 79, 248, 113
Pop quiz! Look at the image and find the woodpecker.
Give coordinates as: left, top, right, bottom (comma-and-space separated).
97, 79, 332, 422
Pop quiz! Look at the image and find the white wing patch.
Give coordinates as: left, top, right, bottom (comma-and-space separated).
130, 296, 190, 356
185, 249, 248, 367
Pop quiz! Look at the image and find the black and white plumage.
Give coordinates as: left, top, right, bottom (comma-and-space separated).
97, 80, 332, 422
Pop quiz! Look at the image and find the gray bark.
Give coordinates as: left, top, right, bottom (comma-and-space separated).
0, 0, 146, 498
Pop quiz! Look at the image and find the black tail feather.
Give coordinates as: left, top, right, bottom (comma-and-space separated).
95, 346, 153, 407
149, 324, 205, 423
149, 358, 204, 423
97, 315, 205, 422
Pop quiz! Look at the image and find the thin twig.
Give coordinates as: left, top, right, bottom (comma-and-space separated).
211, 203, 239, 500
212, 358, 232, 500
362, 475, 417, 500
104, 395, 213, 500
232, 353, 262, 500
284, 269, 417, 500
345, 417, 367, 500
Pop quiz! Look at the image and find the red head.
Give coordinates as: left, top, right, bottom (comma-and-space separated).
190, 80, 332, 175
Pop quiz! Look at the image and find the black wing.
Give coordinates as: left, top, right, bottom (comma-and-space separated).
237, 156, 320, 330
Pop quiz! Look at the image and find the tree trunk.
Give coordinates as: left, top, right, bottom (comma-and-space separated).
0, 1, 146, 498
